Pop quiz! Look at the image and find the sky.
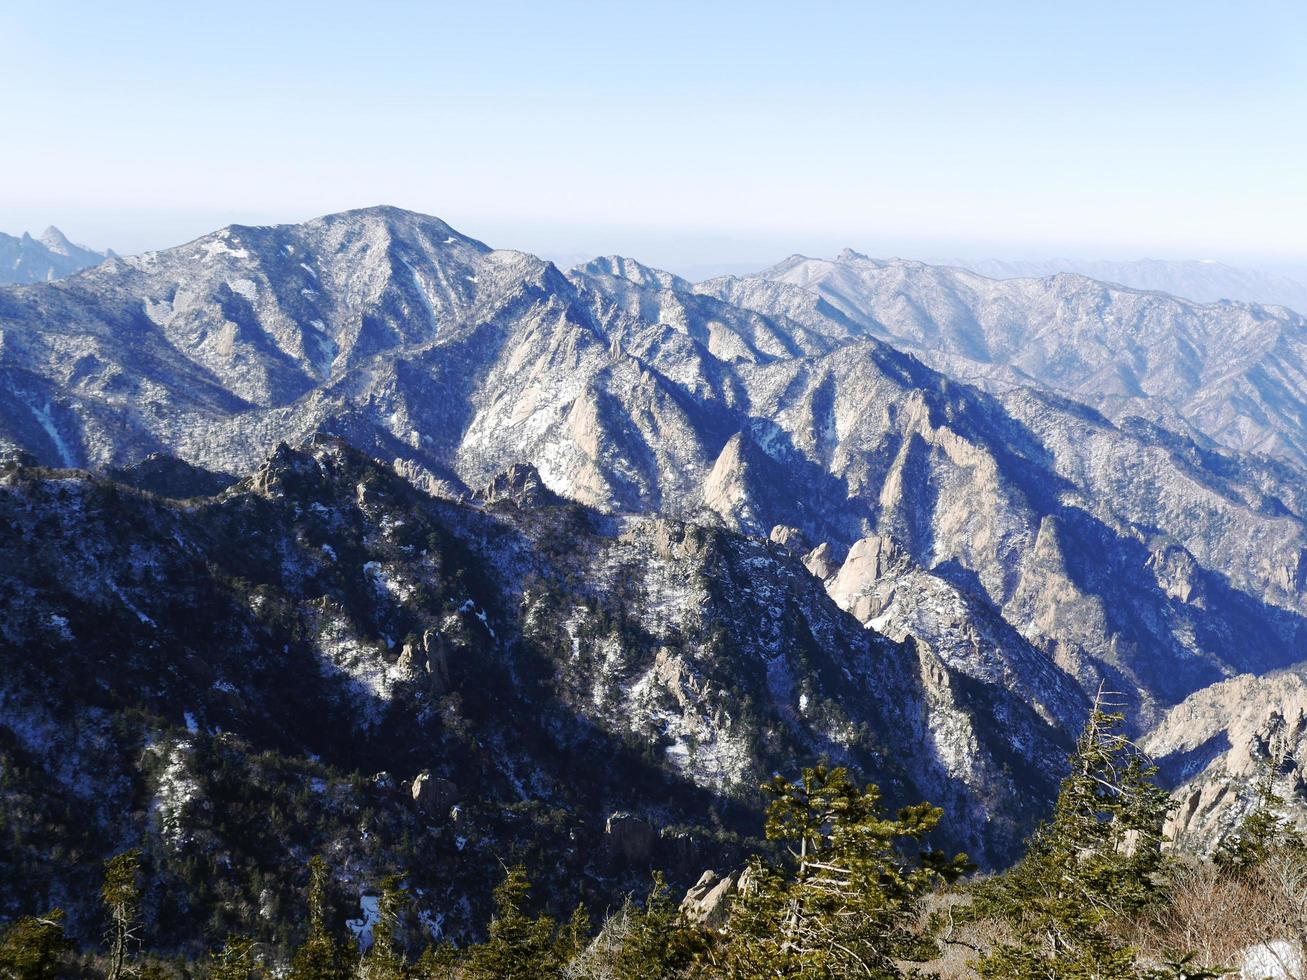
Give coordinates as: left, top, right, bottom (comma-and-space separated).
2, 0, 1305, 277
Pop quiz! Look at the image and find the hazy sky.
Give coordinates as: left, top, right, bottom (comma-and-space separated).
3, 1, 1305, 276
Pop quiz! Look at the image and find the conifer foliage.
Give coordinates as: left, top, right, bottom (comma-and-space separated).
610, 872, 709, 980
974, 690, 1172, 979
461, 865, 566, 980
103, 849, 143, 980
708, 764, 971, 978
0, 909, 70, 980
0, 733, 1283, 978
1215, 735, 1306, 873
289, 856, 356, 980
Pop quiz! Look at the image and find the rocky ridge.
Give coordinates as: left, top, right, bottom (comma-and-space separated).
0, 226, 107, 285
0, 438, 1082, 948
703, 250, 1307, 468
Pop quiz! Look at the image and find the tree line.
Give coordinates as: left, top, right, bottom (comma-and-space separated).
3, 693, 1303, 978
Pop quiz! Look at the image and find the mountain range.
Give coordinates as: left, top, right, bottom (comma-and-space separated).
0, 226, 107, 285
2, 206, 1306, 945
950, 256, 1307, 315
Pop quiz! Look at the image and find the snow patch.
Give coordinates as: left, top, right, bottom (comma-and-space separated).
400, 255, 440, 330
110, 583, 156, 627
347, 894, 381, 951
49, 614, 73, 640
226, 278, 258, 301
201, 239, 249, 261
25, 399, 76, 467
149, 739, 202, 847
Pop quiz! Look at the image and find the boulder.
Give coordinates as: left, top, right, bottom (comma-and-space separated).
475, 463, 561, 509
397, 628, 451, 693
769, 525, 808, 554
801, 541, 840, 581
604, 811, 658, 864
410, 771, 459, 817
680, 869, 740, 929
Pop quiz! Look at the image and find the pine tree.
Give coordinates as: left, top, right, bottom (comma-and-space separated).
611, 872, 708, 980
462, 865, 561, 980
1216, 745, 1305, 872
711, 765, 971, 978
975, 689, 1171, 979
207, 936, 266, 980
289, 856, 354, 980
556, 902, 592, 967
361, 874, 413, 980
0, 909, 70, 980
412, 941, 459, 978
103, 849, 143, 980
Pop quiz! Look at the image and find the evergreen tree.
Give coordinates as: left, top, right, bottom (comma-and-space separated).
207, 936, 266, 980
711, 764, 971, 978
462, 865, 561, 980
289, 856, 354, 980
412, 941, 459, 979
556, 902, 592, 967
611, 873, 708, 980
361, 874, 413, 980
103, 849, 143, 980
974, 690, 1171, 979
0, 909, 70, 980
1216, 750, 1305, 872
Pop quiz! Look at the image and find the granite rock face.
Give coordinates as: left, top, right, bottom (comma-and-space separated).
2, 209, 1304, 736
1143, 670, 1307, 853
680, 869, 741, 929
706, 250, 1307, 468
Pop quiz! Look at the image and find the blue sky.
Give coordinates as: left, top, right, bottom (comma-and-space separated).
2, 1, 1304, 275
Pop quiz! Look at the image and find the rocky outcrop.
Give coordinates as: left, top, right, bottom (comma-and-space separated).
1142, 671, 1307, 852
410, 772, 460, 817
826, 535, 909, 621
250, 442, 322, 498
397, 629, 451, 693
474, 463, 562, 509
680, 869, 740, 929
702, 435, 759, 532
1146, 542, 1206, 607
604, 812, 658, 864
801, 542, 840, 581
768, 524, 808, 554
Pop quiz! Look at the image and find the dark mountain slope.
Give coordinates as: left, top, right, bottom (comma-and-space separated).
0, 437, 1078, 951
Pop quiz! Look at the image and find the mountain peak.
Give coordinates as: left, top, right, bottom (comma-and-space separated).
573, 255, 690, 291
310, 205, 492, 254
0, 225, 104, 284
39, 225, 74, 254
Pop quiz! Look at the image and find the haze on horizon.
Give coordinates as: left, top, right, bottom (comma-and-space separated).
2, 0, 1305, 278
